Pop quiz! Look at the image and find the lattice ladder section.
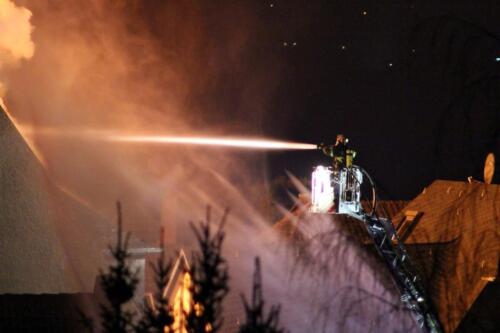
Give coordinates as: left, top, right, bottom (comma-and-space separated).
359, 214, 443, 333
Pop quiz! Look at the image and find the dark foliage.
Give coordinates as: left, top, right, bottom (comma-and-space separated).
409, 16, 500, 181
76, 307, 95, 333
239, 257, 287, 333
186, 206, 230, 333
135, 228, 175, 333
99, 202, 139, 333
81, 205, 288, 333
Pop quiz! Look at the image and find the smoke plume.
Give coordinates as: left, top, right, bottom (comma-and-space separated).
2, 1, 417, 331
0, 0, 34, 95
4, 0, 279, 238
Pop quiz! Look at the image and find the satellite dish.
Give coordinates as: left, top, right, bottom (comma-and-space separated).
484, 153, 495, 184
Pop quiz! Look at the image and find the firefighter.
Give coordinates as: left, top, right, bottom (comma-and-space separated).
319, 134, 356, 170
317, 135, 358, 214
346, 146, 357, 167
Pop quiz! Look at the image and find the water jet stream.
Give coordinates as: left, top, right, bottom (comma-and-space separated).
108, 135, 316, 150
19, 125, 316, 151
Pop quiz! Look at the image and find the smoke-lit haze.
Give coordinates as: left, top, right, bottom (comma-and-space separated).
5, 0, 280, 237
0, 0, 34, 95
2, 1, 417, 331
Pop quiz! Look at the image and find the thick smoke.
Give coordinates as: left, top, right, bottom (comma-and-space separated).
3, 1, 417, 331
0, 0, 34, 95
5, 0, 278, 240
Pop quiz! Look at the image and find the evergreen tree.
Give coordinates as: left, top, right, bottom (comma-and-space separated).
99, 202, 139, 333
76, 307, 95, 333
186, 207, 230, 333
239, 257, 287, 333
135, 228, 175, 333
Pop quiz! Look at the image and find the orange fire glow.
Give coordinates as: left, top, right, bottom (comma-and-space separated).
173, 272, 192, 333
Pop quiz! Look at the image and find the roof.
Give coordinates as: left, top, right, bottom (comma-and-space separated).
272, 205, 420, 332
0, 105, 108, 294
273, 181, 500, 332
162, 249, 191, 300
155, 249, 242, 333
373, 200, 408, 219
391, 180, 500, 333
273, 200, 408, 245
455, 279, 500, 332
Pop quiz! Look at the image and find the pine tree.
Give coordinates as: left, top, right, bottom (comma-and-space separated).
99, 202, 139, 333
135, 228, 175, 333
76, 307, 95, 333
239, 257, 287, 333
186, 207, 230, 333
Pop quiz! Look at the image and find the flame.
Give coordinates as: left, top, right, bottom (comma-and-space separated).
108, 135, 317, 150
172, 272, 191, 333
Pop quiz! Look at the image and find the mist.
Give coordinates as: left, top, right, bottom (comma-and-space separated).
2, 1, 418, 331
5, 0, 281, 238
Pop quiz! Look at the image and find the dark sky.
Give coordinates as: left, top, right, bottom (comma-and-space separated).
16, 0, 500, 202
249, 0, 500, 199
133, 0, 500, 200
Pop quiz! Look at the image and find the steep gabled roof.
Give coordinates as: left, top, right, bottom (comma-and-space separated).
0, 105, 108, 294
162, 249, 190, 300
273, 200, 408, 245
391, 180, 500, 333
273, 182, 500, 332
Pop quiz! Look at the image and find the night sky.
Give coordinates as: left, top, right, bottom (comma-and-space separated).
135, 0, 500, 200
12, 0, 500, 202
252, 0, 500, 199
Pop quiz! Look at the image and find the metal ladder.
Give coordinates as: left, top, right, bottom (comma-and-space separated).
357, 213, 443, 333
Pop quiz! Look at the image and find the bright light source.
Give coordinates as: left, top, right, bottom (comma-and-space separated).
496, 57, 500, 62
310, 165, 364, 215
310, 165, 334, 213
173, 272, 191, 333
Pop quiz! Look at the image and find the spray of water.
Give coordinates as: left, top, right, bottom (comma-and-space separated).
19, 125, 316, 150
108, 135, 316, 150
2, 2, 418, 331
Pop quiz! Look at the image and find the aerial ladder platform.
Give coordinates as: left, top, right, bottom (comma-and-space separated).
312, 140, 443, 332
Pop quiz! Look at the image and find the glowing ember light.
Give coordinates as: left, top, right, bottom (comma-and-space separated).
173, 272, 191, 333
108, 135, 317, 150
